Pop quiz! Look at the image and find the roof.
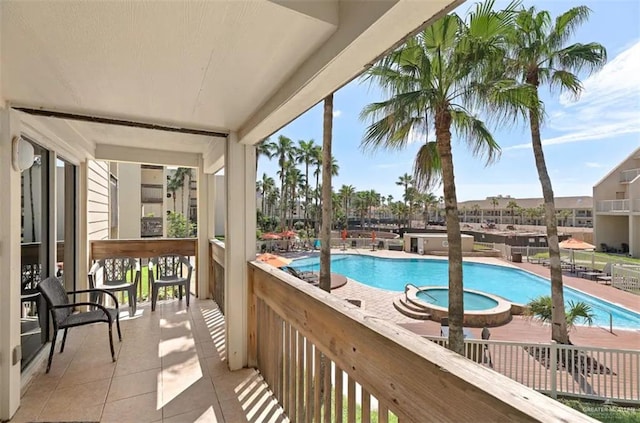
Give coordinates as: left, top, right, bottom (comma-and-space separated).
458, 196, 593, 210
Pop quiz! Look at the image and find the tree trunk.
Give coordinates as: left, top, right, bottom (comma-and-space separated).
435, 108, 464, 355
320, 94, 333, 293
529, 106, 569, 344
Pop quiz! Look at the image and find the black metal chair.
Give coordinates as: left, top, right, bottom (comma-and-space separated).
89, 257, 139, 317
149, 254, 193, 312
37, 277, 122, 373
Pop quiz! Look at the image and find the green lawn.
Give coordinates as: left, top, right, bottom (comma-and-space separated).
560, 399, 640, 423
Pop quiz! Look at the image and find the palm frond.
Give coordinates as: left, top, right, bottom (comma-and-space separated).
549, 70, 582, 99
450, 109, 501, 165
555, 42, 607, 75
413, 141, 442, 191
548, 6, 592, 49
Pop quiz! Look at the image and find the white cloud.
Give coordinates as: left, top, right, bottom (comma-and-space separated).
585, 162, 603, 168
506, 40, 640, 150
333, 110, 342, 118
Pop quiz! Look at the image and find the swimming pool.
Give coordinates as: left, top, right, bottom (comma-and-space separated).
293, 255, 640, 329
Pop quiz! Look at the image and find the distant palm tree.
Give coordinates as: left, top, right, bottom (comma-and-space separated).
272, 135, 295, 230
297, 139, 317, 231
256, 138, 274, 172
338, 185, 356, 228
395, 173, 413, 228
505, 5, 606, 345
360, 1, 533, 354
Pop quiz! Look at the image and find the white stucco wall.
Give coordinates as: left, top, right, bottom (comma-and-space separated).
117, 163, 141, 238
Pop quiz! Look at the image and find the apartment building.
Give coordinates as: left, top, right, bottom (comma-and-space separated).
457, 195, 593, 227
593, 146, 640, 257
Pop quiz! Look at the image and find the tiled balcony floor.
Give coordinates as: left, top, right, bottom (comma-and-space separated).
11, 299, 287, 423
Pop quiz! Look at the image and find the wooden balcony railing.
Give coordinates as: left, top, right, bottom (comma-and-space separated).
247, 262, 593, 422
209, 239, 225, 314
89, 238, 197, 299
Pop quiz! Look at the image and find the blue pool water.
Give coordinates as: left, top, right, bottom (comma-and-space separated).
293, 255, 640, 329
416, 289, 499, 311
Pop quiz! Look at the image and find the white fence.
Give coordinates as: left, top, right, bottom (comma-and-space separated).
612, 265, 640, 294
424, 336, 640, 404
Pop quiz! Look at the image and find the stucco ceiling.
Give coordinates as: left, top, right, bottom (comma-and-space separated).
1, 0, 459, 160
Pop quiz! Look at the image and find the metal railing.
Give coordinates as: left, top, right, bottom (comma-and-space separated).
596, 199, 630, 212
620, 168, 640, 183
424, 336, 640, 404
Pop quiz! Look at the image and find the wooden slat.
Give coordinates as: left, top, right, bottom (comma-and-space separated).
289, 326, 297, 419
305, 339, 313, 423
314, 348, 321, 423
90, 238, 196, 260
250, 262, 598, 423
379, 403, 389, 423
297, 332, 305, 423
323, 354, 331, 423
335, 365, 343, 423
361, 388, 370, 423
347, 376, 356, 423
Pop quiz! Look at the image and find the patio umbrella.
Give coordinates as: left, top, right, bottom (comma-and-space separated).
371, 231, 376, 242
558, 238, 595, 250
261, 233, 281, 240
280, 230, 297, 238
341, 229, 347, 241
256, 253, 292, 268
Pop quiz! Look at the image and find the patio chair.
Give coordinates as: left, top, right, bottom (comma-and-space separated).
89, 257, 139, 317
37, 276, 122, 373
580, 263, 610, 281
149, 254, 193, 312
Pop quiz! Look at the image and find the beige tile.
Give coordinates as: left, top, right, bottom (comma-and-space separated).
195, 340, 218, 359
161, 377, 217, 419
162, 405, 224, 423
101, 391, 162, 423
58, 361, 116, 387
34, 404, 104, 422
42, 378, 110, 411
107, 368, 161, 403
211, 369, 258, 402
115, 353, 162, 376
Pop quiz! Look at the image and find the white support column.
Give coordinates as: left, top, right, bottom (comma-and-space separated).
78, 161, 89, 289
224, 133, 256, 370
196, 158, 210, 299
0, 109, 22, 420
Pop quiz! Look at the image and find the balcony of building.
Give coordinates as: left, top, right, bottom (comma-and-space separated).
620, 168, 640, 183
596, 199, 631, 213
10, 238, 600, 422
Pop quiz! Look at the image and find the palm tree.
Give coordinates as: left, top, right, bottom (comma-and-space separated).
257, 173, 275, 215
297, 139, 317, 231
506, 6, 606, 344
491, 197, 499, 222
273, 135, 295, 230
396, 173, 413, 227
360, 1, 532, 354
256, 138, 274, 172
338, 185, 356, 228
320, 94, 333, 293
506, 200, 519, 224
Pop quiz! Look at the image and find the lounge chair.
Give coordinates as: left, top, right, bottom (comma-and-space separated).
282, 266, 319, 285
596, 263, 613, 284
580, 262, 610, 281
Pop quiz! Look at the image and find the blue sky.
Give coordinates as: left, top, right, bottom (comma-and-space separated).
258, 0, 640, 202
